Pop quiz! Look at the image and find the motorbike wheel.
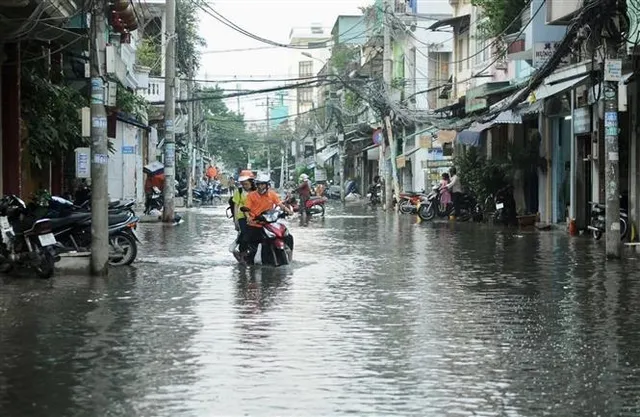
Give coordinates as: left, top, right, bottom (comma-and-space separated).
592, 229, 603, 240
0, 262, 13, 274
620, 218, 628, 241
34, 249, 55, 279
418, 203, 435, 221
275, 248, 290, 266
399, 200, 414, 214
109, 231, 137, 266
308, 204, 325, 217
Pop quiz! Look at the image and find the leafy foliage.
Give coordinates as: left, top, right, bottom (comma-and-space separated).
176, 0, 206, 76
21, 65, 87, 169
116, 83, 148, 120
201, 87, 255, 169
136, 36, 161, 75
471, 0, 527, 39
331, 44, 359, 73
453, 147, 509, 204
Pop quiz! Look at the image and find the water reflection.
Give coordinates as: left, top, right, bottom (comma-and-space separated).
2, 206, 640, 416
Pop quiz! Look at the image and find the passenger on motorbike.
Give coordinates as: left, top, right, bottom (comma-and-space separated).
242, 174, 293, 264
232, 170, 256, 252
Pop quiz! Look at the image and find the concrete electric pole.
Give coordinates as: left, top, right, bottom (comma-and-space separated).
89, 0, 109, 275
162, 0, 176, 222
186, 69, 194, 208
382, 0, 395, 211
604, 56, 621, 258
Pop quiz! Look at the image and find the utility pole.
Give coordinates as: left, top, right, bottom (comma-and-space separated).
382, 0, 394, 211
266, 97, 271, 177
186, 69, 194, 208
604, 55, 621, 257
89, 0, 109, 276
162, 0, 176, 222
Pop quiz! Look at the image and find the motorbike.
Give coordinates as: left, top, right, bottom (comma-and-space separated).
234, 207, 294, 267
367, 183, 382, 206
587, 201, 628, 241
486, 185, 518, 226
30, 195, 141, 266
193, 183, 222, 205
145, 186, 163, 215
417, 185, 483, 222
283, 192, 327, 217
397, 191, 425, 214
0, 195, 61, 278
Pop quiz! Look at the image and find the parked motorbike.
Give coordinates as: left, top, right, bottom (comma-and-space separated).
397, 191, 424, 214
145, 186, 163, 215
0, 195, 60, 278
50, 195, 136, 216
193, 183, 222, 205
283, 192, 327, 217
367, 183, 382, 206
486, 185, 518, 226
234, 207, 293, 266
587, 201, 628, 241
418, 185, 483, 222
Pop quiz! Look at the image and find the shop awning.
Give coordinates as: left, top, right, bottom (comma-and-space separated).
531, 74, 590, 102
429, 14, 470, 30
456, 130, 483, 147
317, 145, 339, 165
435, 130, 457, 146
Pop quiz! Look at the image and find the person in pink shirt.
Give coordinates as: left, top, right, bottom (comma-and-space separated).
439, 172, 452, 212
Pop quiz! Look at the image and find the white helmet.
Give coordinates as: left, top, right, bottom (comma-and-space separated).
255, 173, 271, 184
300, 174, 309, 181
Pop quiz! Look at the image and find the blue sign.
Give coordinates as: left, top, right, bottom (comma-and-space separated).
122, 146, 135, 154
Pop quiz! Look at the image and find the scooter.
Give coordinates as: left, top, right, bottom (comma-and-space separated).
233, 207, 294, 267
0, 195, 61, 278
587, 201, 628, 241
283, 192, 327, 217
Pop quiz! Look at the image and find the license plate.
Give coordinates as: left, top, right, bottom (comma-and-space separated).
496, 203, 504, 210
38, 233, 57, 247
0, 216, 10, 231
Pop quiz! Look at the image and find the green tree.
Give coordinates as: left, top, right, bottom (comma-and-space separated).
200, 87, 257, 169
176, 0, 206, 76
471, 0, 527, 39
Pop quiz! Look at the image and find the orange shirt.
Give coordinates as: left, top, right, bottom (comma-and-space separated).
245, 190, 281, 227
206, 166, 217, 179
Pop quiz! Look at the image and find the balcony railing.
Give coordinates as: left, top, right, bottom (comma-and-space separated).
139, 77, 183, 104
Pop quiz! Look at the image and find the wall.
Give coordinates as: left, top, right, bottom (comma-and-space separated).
335, 16, 368, 45
108, 121, 144, 202
546, 0, 580, 24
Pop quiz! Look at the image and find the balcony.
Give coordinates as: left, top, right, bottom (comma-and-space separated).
546, 0, 580, 25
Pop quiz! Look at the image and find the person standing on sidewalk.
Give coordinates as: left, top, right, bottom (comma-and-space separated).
447, 167, 463, 219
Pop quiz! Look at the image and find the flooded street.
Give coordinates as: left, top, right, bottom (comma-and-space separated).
2, 204, 640, 416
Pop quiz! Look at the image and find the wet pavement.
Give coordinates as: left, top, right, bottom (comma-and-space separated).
2, 203, 640, 416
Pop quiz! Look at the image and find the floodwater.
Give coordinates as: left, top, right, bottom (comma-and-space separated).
2, 203, 640, 417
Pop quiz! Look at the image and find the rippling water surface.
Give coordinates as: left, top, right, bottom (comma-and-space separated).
2, 204, 640, 416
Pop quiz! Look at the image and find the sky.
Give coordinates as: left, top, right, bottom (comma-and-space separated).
196, 0, 372, 125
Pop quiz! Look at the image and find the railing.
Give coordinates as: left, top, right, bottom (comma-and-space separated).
139, 77, 165, 103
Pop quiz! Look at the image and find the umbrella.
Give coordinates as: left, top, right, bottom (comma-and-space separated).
144, 161, 164, 175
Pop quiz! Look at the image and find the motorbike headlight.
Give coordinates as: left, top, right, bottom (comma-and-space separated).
263, 228, 276, 238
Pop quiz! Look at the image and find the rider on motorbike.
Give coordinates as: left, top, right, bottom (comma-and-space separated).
242, 173, 293, 264
232, 170, 256, 252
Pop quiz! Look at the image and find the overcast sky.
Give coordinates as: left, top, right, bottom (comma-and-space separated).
197, 0, 372, 124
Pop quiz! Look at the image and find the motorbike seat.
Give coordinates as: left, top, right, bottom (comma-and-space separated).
108, 200, 121, 209
309, 196, 325, 201
109, 213, 132, 225
49, 213, 92, 230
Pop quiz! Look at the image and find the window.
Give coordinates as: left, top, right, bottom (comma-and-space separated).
298, 87, 313, 103
299, 60, 313, 77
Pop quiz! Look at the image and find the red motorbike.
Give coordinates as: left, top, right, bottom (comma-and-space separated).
283, 192, 327, 217
236, 208, 294, 266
